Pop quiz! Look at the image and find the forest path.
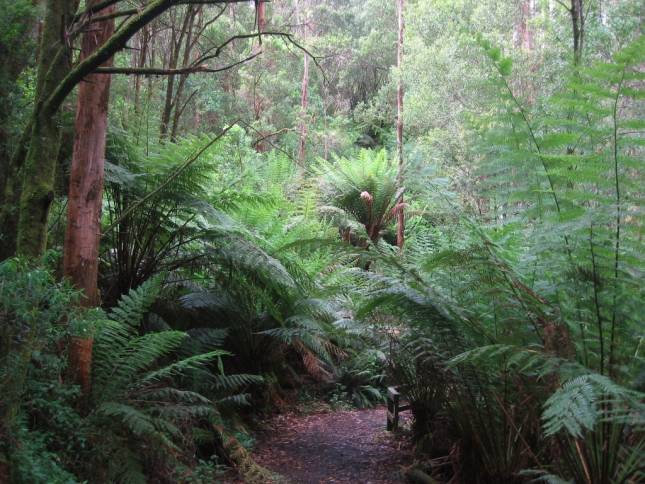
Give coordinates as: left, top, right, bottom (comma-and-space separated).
250, 407, 412, 483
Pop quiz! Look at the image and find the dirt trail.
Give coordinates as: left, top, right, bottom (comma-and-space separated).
250, 407, 412, 483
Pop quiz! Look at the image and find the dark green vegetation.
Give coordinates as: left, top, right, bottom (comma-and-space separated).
0, 1, 643, 483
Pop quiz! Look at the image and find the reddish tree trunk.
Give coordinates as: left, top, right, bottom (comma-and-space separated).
257, 0, 266, 33
516, 0, 534, 51
63, 0, 115, 393
395, 0, 405, 250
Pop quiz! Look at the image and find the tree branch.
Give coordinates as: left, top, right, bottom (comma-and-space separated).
93, 51, 259, 75
45, 0, 264, 118
554, 0, 572, 12
73, 0, 127, 22
89, 8, 139, 23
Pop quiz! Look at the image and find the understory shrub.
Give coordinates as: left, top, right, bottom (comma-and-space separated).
0, 261, 268, 483
352, 35, 645, 483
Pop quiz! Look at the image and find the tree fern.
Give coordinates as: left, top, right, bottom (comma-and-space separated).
86, 276, 234, 482
362, 33, 645, 483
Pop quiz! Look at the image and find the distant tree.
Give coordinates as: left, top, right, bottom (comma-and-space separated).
297, 0, 310, 167
395, 0, 405, 249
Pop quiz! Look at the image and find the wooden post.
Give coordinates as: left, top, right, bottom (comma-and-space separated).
387, 386, 400, 431
387, 385, 411, 431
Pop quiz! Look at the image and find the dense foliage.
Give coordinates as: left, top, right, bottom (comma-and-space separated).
0, 0, 642, 482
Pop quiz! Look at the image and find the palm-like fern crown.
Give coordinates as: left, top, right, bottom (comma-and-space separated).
316, 149, 401, 241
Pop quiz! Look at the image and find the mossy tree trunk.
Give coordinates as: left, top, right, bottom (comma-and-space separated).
0, 0, 37, 206
7, 0, 273, 259
1, 0, 77, 259
13, 0, 79, 258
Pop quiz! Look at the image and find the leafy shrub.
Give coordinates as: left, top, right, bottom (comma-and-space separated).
0, 259, 268, 483
0, 257, 77, 479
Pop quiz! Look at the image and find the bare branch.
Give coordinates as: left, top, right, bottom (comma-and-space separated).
89, 8, 139, 23
44, 0, 300, 118
93, 51, 259, 75
554, 0, 572, 12
239, 120, 297, 163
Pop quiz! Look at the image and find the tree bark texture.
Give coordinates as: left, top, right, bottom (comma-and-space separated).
0, 4, 37, 205
64, 0, 115, 307
297, 54, 310, 166
133, 26, 150, 117
250, 1, 267, 139
160, 8, 195, 141
170, 7, 199, 141
517, 0, 534, 51
14, 0, 79, 258
63, 0, 116, 394
254, 0, 266, 50
570, 0, 584, 65
7, 0, 270, 259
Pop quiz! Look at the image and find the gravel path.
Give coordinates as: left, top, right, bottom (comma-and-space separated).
249, 407, 411, 483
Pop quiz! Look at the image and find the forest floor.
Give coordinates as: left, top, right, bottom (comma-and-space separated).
244, 406, 413, 483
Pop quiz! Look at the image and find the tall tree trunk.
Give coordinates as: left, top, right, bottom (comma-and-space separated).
170, 7, 199, 141
133, 26, 150, 117
516, 0, 536, 104
14, 0, 79, 258
570, 0, 584, 65
517, 0, 534, 51
250, 0, 267, 146
63, 0, 116, 393
395, 0, 405, 250
159, 27, 179, 141
297, 55, 310, 165
160, 8, 192, 141
258, 0, 267, 31
0, 2, 37, 206
297, 0, 309, 167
